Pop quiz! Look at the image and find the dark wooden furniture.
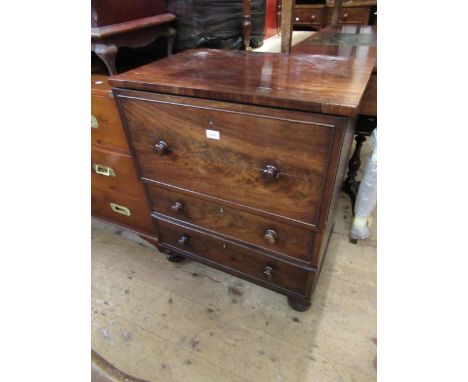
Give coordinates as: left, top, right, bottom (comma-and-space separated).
91, 74, 158, 245
109, 48, 375, 311
293, 24, 377, 212
91, 0, 176, 75
278, 0, 376, 31
280, 0, 296, 53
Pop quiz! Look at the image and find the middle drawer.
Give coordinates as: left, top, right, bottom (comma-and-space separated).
91, 146, 146, 200
148, 184, 314, 262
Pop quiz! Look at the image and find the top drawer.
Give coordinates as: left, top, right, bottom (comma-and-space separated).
91, 93, 129, 150
115, 90, 346, 227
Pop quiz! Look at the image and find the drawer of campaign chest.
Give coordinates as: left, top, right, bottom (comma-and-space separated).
155, 217, 315, 296
91, 93, 129, 150
115, 91, 345, 226
294, 7, 325, 27
326, 7, 371, 25
147, 184, 315, 262
91, 147, 146, 200
91, 186, 155, 234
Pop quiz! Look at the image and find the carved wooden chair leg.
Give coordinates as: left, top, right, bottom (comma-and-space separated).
166, 27, 176, 56
288, 296, 311, 312
94, 44, 118, 75
342, 133, 367, 213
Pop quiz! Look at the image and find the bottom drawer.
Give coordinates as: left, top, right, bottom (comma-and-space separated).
92, 186, 156, 234
156, 217, 315, 296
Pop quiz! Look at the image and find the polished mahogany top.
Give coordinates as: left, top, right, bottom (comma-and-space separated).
109, 49, 375, 116
293, 25, 377, 69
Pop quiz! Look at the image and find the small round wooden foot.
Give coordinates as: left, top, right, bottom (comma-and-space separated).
166, 251, 185, 263
288, 296, 311, 312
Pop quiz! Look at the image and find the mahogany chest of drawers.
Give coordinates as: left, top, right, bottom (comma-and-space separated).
91, 74, 157, 242
279, 1, 375, 31
109, 49, 375, 311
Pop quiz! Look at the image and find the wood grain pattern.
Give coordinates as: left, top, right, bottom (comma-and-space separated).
147, 183, 315, 262
360, 73, 376, 116
92, 186, 156, 235
115, 90, 346, 226
292, 25, 376, 60
92, 13, 176, 38
109, 49, 376, 117
292, 25, 377, 117
91, 93, 129, 150
294, 6, 325, 28
91, 146, 146, 199
107, 34, 375, 308
156, 217, 315, 297
327, 5, 370, 25
280, 0, 295, 53
91, 0, 168, 27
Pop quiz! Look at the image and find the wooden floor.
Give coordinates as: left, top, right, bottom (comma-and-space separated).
91, 143, 377, 382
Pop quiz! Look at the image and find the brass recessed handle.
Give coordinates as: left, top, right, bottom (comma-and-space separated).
110, 203, 131, 216
91, 114, 99, 129
264, 229, 278, 245
262, 164, 280, 183
264, 266, 274, 281
170, 201, 184, 213
177, 235, 189, 247
93, 163, 115, 177
154, 140, 169, 156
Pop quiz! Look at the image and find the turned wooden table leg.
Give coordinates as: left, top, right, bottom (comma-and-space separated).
343, 133, 367, 213
94, 44, 118, 75
166, 27, 176, 56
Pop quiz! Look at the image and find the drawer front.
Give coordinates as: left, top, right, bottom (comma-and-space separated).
156, 218, 313, 296
91, 94, 129, 150
148, 184, 314, 262
294, 8, 324, 25
91, 186, 155, 234
326, 7, 370, 25
91, 147, 146, 199
118, 93, 340, 226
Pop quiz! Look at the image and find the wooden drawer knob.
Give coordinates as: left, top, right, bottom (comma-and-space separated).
342, 13, 349, 20
262, 164, 279, 183
310, 14, 316, 20
154, 140, 169, 156
170, 201, 184, 213
263, 266, 274, 281
177, 235, 189, 247
264, 229, 278, 245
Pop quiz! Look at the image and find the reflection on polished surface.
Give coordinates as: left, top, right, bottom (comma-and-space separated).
292, 25, 377, 61
110, 48, 376, 116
